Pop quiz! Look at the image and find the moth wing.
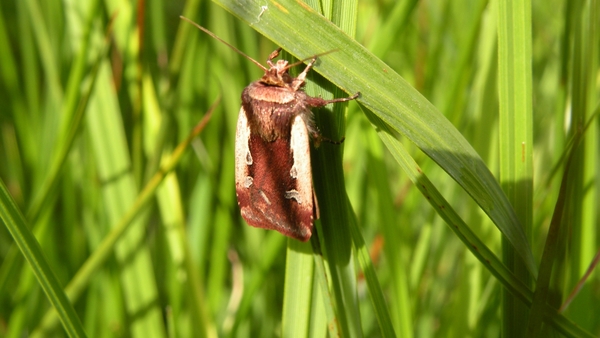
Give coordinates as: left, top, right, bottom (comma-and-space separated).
235, 108, 315, 241
235, 106, 252, 192
287, 114, 315, 233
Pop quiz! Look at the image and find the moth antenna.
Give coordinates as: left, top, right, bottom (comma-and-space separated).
180, 16, 268, 72
284, 49, 339, 71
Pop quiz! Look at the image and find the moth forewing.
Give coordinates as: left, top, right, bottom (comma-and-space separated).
286, 115, 315, 238
235, 107, 314, 241
234, 106, 253, 191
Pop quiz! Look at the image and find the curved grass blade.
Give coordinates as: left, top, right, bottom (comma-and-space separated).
376, 115, 594, 338
214, 0, 537, 279
0, 180, 87, 338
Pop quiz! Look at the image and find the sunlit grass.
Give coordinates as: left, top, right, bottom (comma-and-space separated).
0, 0, 598, 337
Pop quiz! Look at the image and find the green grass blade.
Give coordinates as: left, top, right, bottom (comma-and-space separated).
142, 72, 213, 338
348, 201, 397, 337
3, 0, 599, 335
376, 119, 592, 336
366, 0, 418, 57
496, 0, 535, 334
214, 0, 536, 278
28, 1, 107, 223
23, 0, 63, 106
310, 240, 343, 337
560, 0, 600, 332
305, 1, 363, 336
527, 128, 578, 337
1, 4, 106, 322
29, 103, 215, 336
83, 61, 162, 337
282, 240, 317, 338
227, 233, 286, 336
0, 179, 87, 338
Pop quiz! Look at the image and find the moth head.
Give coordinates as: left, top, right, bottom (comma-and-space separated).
261, 59, 295, 87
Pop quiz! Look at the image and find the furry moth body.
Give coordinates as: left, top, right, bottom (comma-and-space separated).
181, 17, 359, 241
236, 50, 358, 241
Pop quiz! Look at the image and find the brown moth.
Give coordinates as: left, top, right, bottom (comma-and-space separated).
181, 17, 359, 241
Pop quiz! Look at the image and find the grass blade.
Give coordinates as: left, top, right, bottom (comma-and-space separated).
214, 0, 537, 278
496, 0, 535, 334
0, 180, 87, 337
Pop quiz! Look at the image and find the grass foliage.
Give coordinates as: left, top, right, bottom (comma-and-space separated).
0, 0, 599, 336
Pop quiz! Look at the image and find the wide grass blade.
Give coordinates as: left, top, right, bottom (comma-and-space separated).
496, 0, 534, 334
214, 0, 536, 278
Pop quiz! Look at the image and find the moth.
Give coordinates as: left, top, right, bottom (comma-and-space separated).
181, 17, 359, 241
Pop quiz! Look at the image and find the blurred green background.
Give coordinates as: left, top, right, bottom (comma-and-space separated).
0, 0, 598, 337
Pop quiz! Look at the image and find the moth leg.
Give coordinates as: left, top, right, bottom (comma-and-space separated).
292, 57, 318, 91
266, 48, 282, 67
309, 129, 345, 148
305, 91, 360, 109
322, 91, 361, 104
